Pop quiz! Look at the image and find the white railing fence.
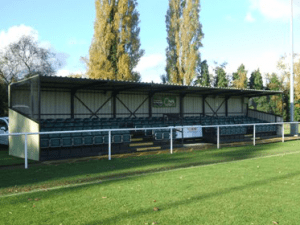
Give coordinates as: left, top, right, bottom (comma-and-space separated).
0, 122, 299, 169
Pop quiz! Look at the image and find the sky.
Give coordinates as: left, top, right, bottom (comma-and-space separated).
1, 0, 300, 84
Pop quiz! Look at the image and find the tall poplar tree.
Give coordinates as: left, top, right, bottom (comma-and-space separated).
88, 0, 144, 81
165, 0, 203, 85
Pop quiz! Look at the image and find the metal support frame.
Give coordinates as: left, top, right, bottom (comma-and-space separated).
282, 124, 285, 142
180, 93, 186, 118
149, 92, 154, 118
202, 95, 207, 116
225, 97, 229, 117
253, 125, 256, 146
170, 128, 173, 154
71, 90, 76, 119
108, 131, 111, 160
112, 92, 118, 118
217, 126, 220, 149
115, 95, 134, 117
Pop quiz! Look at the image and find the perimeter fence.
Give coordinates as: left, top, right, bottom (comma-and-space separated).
0, 122, 299, 169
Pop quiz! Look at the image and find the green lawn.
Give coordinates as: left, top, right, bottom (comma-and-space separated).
0, 140, 300, 196
1, 146, 300, 224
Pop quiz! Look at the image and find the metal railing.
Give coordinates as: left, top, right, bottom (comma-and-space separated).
0, 122, 299, 169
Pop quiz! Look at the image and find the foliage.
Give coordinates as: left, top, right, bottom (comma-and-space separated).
165, 0, 203, 85
194, 60, 211, 86
232, 64, 248, 89
0, 35, 61, 84
0, 35, 61, 116
277, 55, 300, 121
88, 0, 144, 81
213, 62, 228, 88
249, 69, 263, 90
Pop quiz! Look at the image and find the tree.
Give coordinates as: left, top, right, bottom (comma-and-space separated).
165, 0, 203, 85
248, 69, 264, 110
88, 0, 144, 81
0, 35, 61, 84
213, 62, 228, 88
194, 60, 210, 86
277, 55, 300, 121
232, 64, 248, 88
249, 69, 263, 90
0, 80, 8, 116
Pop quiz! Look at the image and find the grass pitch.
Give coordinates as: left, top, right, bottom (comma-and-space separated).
1, 141, 300, 224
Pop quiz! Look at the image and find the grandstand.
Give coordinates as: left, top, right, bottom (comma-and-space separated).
8, 74, 282, 161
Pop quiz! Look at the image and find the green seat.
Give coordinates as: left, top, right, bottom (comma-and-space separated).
94, 136, 104, 145
73, 137, 83, 146
40, 139, 50, 148
50, 138, 61, 148
61, 137, 72, 147
113, 135, 122, 143
123, 134, 131, 143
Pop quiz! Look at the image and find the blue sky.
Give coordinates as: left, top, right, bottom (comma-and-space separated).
1, 0, 300, 83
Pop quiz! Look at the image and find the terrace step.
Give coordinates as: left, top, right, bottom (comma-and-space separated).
136, 146, 162, 152
129, 142, 154, 147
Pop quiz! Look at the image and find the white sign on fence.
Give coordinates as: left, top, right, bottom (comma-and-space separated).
175, 126, 203, 139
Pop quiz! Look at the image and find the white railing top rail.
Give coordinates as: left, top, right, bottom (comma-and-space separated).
0, 121, 300, 137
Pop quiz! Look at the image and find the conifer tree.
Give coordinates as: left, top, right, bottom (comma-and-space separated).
195, 60, 210, 86
88, 0, 144, 81
249, 69, 263, 90
214, 66, 228, 88
232, 64, 248, 88
165, 0, 203, 85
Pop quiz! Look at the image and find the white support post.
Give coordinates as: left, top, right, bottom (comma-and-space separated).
108, 130, 111, 160
25, 134, 28, 169
217, 126, 220, 149
170, 128, 173, 154
282, 123, 285, 143
253, 125, 256, 146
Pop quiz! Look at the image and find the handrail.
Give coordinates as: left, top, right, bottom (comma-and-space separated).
1, 121, 299, 169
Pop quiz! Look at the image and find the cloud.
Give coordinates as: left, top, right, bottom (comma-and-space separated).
250, 0, 300, 20
245, 12, 256, 22
0, 25, 38, 50
56, 69, 86, 77
0, 24, 52, 50
134, 53, 166, 83
222, 50, 282, 86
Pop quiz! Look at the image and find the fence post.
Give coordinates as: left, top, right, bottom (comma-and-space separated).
217, 126, 220, 149
253, 124, 256, 146
170, 127, 173, 154
25, 134, 28, 169
108, 130, 111, 160
282, 123, 284, 143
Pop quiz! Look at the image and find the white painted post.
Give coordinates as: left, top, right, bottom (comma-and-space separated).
253, 125, 256, 146
25, 134, 28, 169
282, 123, 285, 143
108, 130, 111, 160
170, 128, 173, 154
217, 126, 220, 149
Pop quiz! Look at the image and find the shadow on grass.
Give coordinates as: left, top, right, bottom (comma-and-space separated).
0, 141, 298, 193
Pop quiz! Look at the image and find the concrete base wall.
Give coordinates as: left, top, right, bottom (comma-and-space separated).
9, 109, 40, 161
